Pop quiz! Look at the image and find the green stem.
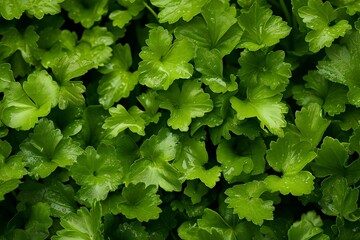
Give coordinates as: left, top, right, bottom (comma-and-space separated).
279, 0, 292, 26
144, 1, 158, 20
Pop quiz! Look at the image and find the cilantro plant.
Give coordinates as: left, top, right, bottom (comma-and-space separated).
1, 0, 360, 239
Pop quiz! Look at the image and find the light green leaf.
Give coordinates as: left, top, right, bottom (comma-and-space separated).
0, 63, 15, 92
264, 171, 315, 196
125, 128, 182, 192
103, 183, 162, 222
266, 133, 317, 175
61, 0, 108, 28
298, 0, 352, 52
174, 134, 221, 188
0, 0, 25, 19
98, 44, 138, 109
109, 0, 144, 28
20, 118, 83, 179
138, 27, 194, 90
70, 144, 123, 204
225, 181, 275, 226
230, 86, 288, 136
238, 3, 291, 51
158, 80, 213, 132
150, 0, 209, 24
25, 0, 64, 19
103, 104, 146, 137
288, 211, 329, 240
53, 202, 103, 240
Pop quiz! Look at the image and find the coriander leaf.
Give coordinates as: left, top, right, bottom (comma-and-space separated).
98, 44, 138, 109
1, 70, 59, 130
319, 176, 359, 221
61, 0, 108, 28
331, 0, 360, 15
70, 144, 123, 204
311, 136, 360, 184
0, 63, 15, 92
17, 179, 77, 218
0, 140, 26, 200
238, 3, 291, 51
0, 26, 40, 64
216, 137, 266, 183
317, 30, 360, 107
0, 0, 25, 19
25, 0, 64, 19
294, 103, 331, 148
53, 202, 103, 240
194, 48, 237, 93
298, 0, 352, 52
138, 27, 194, 90
109, 0, 145, 28
150, 0, 208, 24
174, 0, 243, 56
225, 181, 275, 226
174, 134, 221, 188
292, 70, 348, 116
266, 133, 317, 175
103, 183, 162, 222
111, 222, 150, 239
137, 90, 162, 124
238, 50, 291, 91
349, 126, 360, 154
184, 180, 209, 204
288, 211, 329, 240
230, 85, 288, 136
158, 80, 213, 132
264, 171, 315, 196
125, 128, 182, 192
102, 104, 146, 137
24, 202, 53, 240
19, 118, 82, 179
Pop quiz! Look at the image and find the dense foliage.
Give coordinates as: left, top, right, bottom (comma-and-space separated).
0, 0, 360, 239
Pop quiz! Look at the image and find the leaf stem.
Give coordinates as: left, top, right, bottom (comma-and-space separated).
144, 1, 158, 20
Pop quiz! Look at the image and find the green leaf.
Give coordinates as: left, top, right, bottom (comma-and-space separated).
292, 70, 348, 116
103, 183, 162, 222
266, 133, 317, 175
174, 134, 221, 188
98, 44, 138, 109
0, 26, 39, 64
264, 171, 315, 196
183, 180, 209, 204
0, 0, 25, 19
238, 3, 291, 51
194, 48, 237, 93
158, 80, 213, 132
174, 0, 243, 56
349, 126, 360, 154
230, 85, 288, 136
70, 144, 123, 204
317, 30, 360, 107
319, 176, 359, 221
238, 50, 292, 90
25, 0, 64, 19
103, 104, 146, 137
20, 118, 83, 179
125, 128, 182, 192
225, 181, 275, 226
150, 0, 209, 24
311, 136, 360, 184
111, 222, 150, 240
136, 90, 162, 124
24, 202, 53, 240
0, 140, 26, 200
288, 211, 329, 240
109, 0, 145, 28
294, 103, 331, 148
17, 179, 77, 218
216, 137, 266, 183
61, 0, 108, 28
298, 0, 352, 52
331, 0, 360, 15
53, 202, 103, 240
0, 63, 15, 92
138, 27, 194, 90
